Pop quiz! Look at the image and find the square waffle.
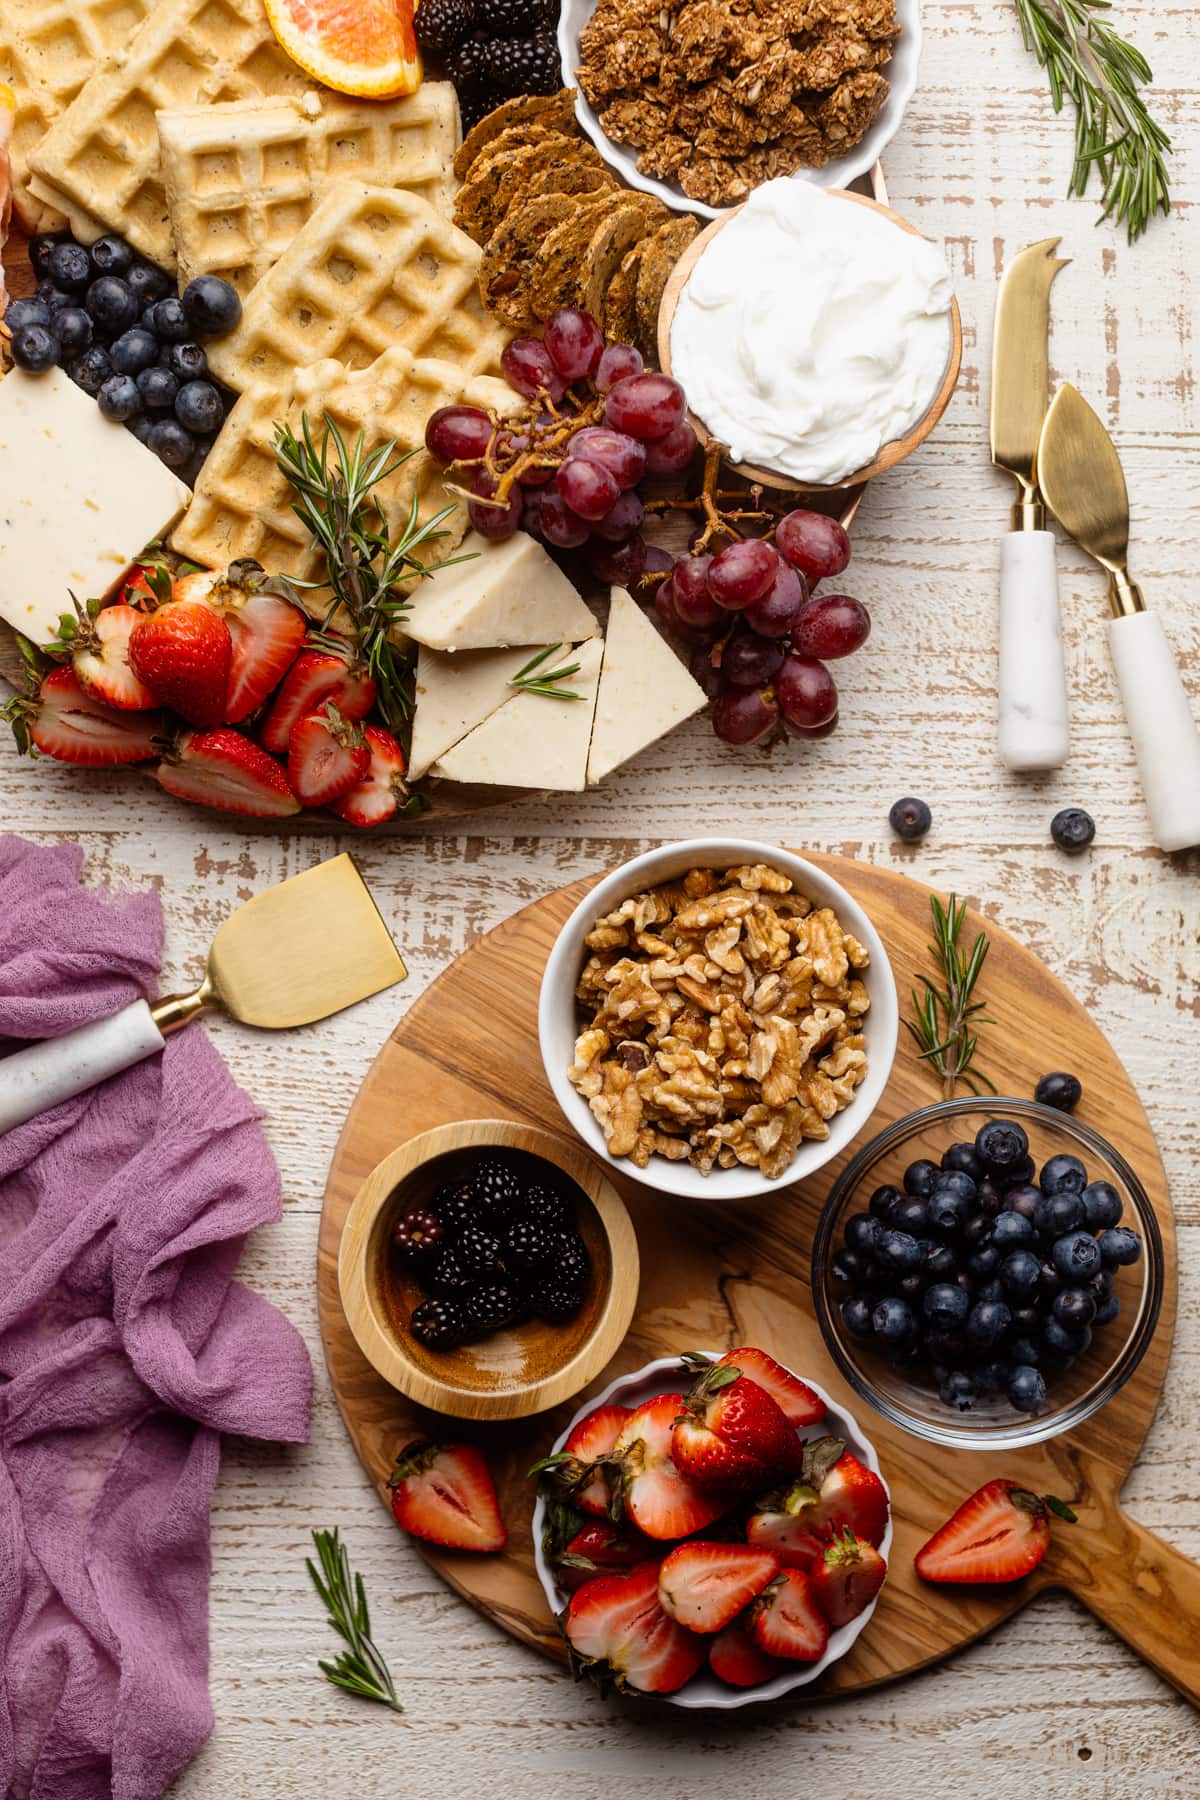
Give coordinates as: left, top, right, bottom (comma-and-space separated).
171, 346, 513, 582
205, 179, 507, 393
159, 85, 461, 296
26, 0, 308, 268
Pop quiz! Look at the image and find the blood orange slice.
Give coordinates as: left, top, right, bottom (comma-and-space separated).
264, 0, 421, 99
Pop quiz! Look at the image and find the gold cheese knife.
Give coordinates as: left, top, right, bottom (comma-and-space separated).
1038, 383, 1200, 852
990, 237, 1071, 771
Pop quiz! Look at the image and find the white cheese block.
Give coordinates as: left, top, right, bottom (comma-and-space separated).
0, 366, 190, 646
432, 638, 603, 791
587, 587, 708, 784
404, 529, 599, 651
408, 642, 545, 779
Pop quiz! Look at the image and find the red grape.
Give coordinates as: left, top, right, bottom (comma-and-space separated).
707, 538, 778, 611
568, 425, 646, 487
790, 592, 871, 659
544, 308, 604, 382
671, 554, 722, 630
592, 488, 644, 543
590, 534, 648, 586
784, 710, 840, 739
539, 489, 591, 548
467, 471, 522, 540
688, 643, 724, 699
501, 337, 564, 400
556, 456, 620, 521
605, 372, 686, 441
655, 574, 679, 631
776, 655, 838, 729
712, 685, 779, 745
425, 403, 492, 464
722, 632, 785, 687
775, 510, 851, 583
632, 543, 673, 603
596, 342, 643, 391
742, 560, 808, 638
643, 419, 698, 476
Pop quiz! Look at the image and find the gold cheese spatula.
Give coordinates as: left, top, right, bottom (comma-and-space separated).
0, 854, 407, 1133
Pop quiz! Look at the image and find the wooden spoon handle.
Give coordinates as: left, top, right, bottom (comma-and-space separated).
1055, 1505, 1200, 1706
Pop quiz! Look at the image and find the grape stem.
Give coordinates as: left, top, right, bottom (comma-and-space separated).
642, 442, 789, 551
442, 387, 608, 506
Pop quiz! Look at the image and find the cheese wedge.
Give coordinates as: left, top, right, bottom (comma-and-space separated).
587, 587, 708, 784
404, 530, 599, 651
408, 642, 544, 779
0, 366, 189, 646
432, 638, 603, 790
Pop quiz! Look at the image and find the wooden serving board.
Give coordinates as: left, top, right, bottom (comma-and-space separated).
319, 855, 1200, 1707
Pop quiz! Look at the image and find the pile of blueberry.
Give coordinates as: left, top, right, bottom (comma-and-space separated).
395, 1155, 591, 1350
6, 229, 241, 486
833, 1115, 1142, 1415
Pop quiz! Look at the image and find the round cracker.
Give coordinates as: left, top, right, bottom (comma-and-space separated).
635, 215, 701, 358
480, 193, 593, 332
453, 89, 578, 179
577, 198, 669, 324
603, 240, 649, 346
526, 194, 622, 320
454, 136, 570, 244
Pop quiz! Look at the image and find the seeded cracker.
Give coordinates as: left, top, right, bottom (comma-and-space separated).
603, 241, 646, 345
453, 88, 577, 179
455, 133, 603, 245
480, 192, 593, 331
635, 214, 699, 357
575, 198, 670, 324
525, 193, 621, 320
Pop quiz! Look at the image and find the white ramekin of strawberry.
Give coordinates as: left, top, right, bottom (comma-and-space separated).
530, 1346, 892, 1706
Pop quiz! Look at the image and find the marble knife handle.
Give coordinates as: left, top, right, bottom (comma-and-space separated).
998, 531, 1070, 771
1108, 610, 1200, 853
0, 1000, 166, 1134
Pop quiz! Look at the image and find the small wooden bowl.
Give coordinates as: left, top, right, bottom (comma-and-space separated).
337, 1119, 640, 1421
658, 188, 963, 494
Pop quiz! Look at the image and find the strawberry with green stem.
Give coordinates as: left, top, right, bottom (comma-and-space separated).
915, 1479, 1076, 1584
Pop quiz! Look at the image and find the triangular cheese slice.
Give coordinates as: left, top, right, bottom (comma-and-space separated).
432, 639, 603, 791
404, 530, 599, 651
587, 587, 708, 784
408, 642, 545, 778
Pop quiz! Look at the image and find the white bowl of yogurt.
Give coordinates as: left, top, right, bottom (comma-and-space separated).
659, 181, 961, 491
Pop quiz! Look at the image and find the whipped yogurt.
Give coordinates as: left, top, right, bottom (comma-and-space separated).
670, 179, 954, 486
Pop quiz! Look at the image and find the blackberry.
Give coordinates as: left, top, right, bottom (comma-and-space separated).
463, 1281, 525, 1335
531, 1271, 586, 1324
476, 0, 557, 37
521, 1182, 571, 1233
457, 1226, 502, 1278
415, 0, 475, 52
471, 1156, 524, 1227
548, 1230, 589, 1284
457, 87, 498, 134
393, 1208, 443, 1264
429, 1245, 475, 1296
410, 1297, 465, 1349
431, 1180, 478, 1237
503, 1218, 556, 1274
490, 31, 561, 97
446, 38, 490, 92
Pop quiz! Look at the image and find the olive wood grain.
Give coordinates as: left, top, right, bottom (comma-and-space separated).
318, 854, 1194, 1706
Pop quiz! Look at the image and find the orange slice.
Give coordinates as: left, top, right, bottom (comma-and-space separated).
264, 0, 422, 100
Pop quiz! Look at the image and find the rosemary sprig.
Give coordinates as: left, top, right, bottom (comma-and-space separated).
509, 643, 585, 701
306, 1528, 403, 1714
905, 894, 997, 1099
1014, 0, 1170, 242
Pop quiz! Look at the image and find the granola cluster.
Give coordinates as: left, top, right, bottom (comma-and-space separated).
568, 863, 871, 1179
576, 0, 900, 208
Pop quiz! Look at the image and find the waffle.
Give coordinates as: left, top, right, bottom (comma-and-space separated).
171, 347, 513, 583
26, 0, 307, 267
206, 179, 507, 394
159, 86, 461, 296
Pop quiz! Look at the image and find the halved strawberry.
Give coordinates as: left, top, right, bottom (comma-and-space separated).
154, 728, 300, 818
529, 1403, 630, 1519
176, 566, 306, 724
129, 599, 232, 727
259, 643, 377, 754
555, 1518, 660, 1592
565, 1563, 706, 1695
810, 1528, 887, 1628
11, 666, 161, 765
288, 703, 369, 805
715, 1348, 826, 1428
331, 725, 411, 827
71, 603, 158, 711
749, 1570, 829, 1663
748, 1439, 889, 1571
708, 1612, 788, 1689
672, 1357, 801, 1489
658, 1542, 779, 1635
613, 1394, 732, 1541
388, 1438, 506, 1553
914, 1480, 1075, 1585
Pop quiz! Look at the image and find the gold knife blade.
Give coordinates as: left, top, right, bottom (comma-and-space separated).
1037, 382, 1135, 601
990, 238, 1070, 524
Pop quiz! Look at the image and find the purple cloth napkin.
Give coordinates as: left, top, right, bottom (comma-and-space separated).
0, 837, 313, 1800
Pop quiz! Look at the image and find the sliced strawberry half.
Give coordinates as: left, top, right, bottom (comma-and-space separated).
658, 1542, 779, 1635
554, 1518, 661, 1592
715, 1347, 826, 1428
810, 1528, 887, 1628
565, 1563, 706, 1696
288, 703, 369, 805
749, 1569, 830, 1663
12, 666, 162, 765
388, 1438, 506, 1553
672, 1357, 801, 1490
708, 1613, 789, 1689
331, 725, 411, 827
529, 1403, 631, 1519
259, 642, 377, 754
914, 1480, 1074, 1585
155, 728, 300, 818
71, 603, 158, 710
613, 1393, 732, 1541
748, 1438, 889, 1570
128, 598, 232, 727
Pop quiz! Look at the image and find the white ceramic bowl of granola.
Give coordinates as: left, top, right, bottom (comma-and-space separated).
537, 839, 898, 1202
532, 1352, 893, 1709
558, 0, 923, 220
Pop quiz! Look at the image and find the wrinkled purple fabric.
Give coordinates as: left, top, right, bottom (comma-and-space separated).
0, 837, 313, 1800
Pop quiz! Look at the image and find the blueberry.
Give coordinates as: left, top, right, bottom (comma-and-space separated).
1008, 1365, 1047, 1413
1082, 1180, 1123, 1232
5, 296, 51, 333
889, 795, 931, 841
925, 1244, 960, 1282
54, 306, 93, 360
871, 1295, 916, 1344
87, 275, 139, 335
126, 262, 173, 307
89, 234, 134, 278
110, 326, 160, 376
150, 295, 190, 342
832, 1246, 867, 1285
1003, 1182, 1042, 1222
977, 1175, 1004, 1216
69, 346, 113, 396
1051, 806, 1095, 853
1035, 1071, 1082, 1112
1008, 1334, 1042, 1367
1010, 1302, 1041, 1332
146, 418, 195, 470
967, 1246, 1001, 1280
1052, 1230, 1103, 1282
845, 1213, 883, 1256
1034, 1189, 1085, 1238
182, 274, 242, 338
967, 1297, 1011, 1349
1098, 1226, 1141, 1268
126, 412, 156, 446
878, 1229, 922, 1276
896, 1272, 926, 1303
841, 1295, 875, 1339
869, 1184, 903, 1223
176, 381, 225, 433
928, 1188, 970, 1238
963, 1212, 993, 1249
890, 1196, 930, 1236
29, 233, 69, 279
47, 241, 93, 292
903, 1159, 940, 1198
992, 1210, 1035, 1250
9, 324, 58, 372
924, 1327, 967, 1363
976, 1278, 1006, 1306
1093, 1292, 1121, 1327
98, 373, 142, 422
1054, 1286, 1097, 1329
923, 1281, 969, 1328
939, 1370, 977, 1411
998, 1155, 1037, 1191
941, 1142, 983, 1181
1000, 1248, 1041, 1299
934, 1168, 979, 1204
137, 365, 179, 410
1043, 1315, 1091, 1358
1087, 1268, 1114, 1299
1037, 1258, 1064, 1302
975, 1119, 1029, 1171
974, 1360, 1008, 1396
163, 341, 208, 381
1040, 1153, 1088, 1195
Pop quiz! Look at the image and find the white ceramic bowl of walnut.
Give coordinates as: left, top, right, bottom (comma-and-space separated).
537, 839, 898, 1202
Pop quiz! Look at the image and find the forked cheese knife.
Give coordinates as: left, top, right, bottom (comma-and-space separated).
1038, 383, 1200, 853
990, 238, 1071, 771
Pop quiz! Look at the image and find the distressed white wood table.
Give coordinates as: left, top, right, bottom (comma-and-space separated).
3, 1, 1199, 1791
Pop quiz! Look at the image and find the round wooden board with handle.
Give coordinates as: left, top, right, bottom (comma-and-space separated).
319, 853, 1200, 1707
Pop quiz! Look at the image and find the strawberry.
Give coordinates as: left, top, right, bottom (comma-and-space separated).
331, 726, 412, 827
287, 703, 370, 806
70, 603, 158, 711
564, 1563, 706, 1695
189, 565, 306, 724
672, 1356, 801, 1489
529, 1403, 631, 1519
810, 1528, 887, 1628
749, 1569, 830, 1663
708, 1612, 788, 1689
555, 1518, 660, 1592
714, 1348, 826, 1429
10, 666, 161, 765
657, 1542, 779, 1635
154, 728, 300, 818
612, 1394, 732, 1541
748, 1438, 889, 1571
914, 1480, 1076, 1585
129, 599, 232, 727
259, 643, 377, 754
387, 1438, 506, 1553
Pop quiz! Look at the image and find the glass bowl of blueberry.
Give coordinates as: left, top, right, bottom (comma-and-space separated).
812, 1099, 1164, 1450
